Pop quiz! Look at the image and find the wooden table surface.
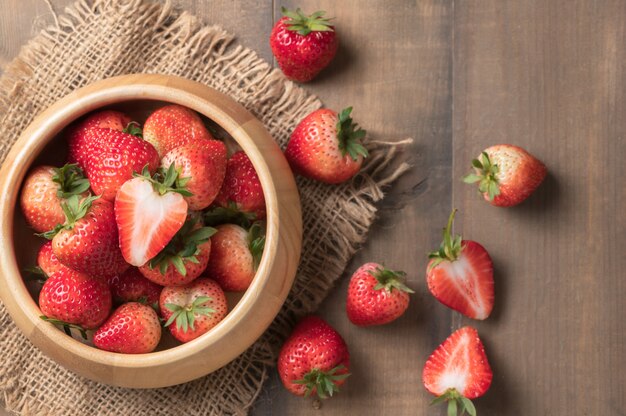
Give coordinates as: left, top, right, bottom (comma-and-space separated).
1, 1, 625, 415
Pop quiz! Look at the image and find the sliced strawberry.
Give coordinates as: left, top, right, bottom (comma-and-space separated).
114, 165, 189, 267
423, 326, 493, 415
426, 210, 494, 320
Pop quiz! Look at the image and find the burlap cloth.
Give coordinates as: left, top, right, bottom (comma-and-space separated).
0, 1, 410, 415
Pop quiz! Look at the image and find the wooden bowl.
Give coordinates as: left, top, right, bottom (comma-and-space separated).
0, 74, 302, 388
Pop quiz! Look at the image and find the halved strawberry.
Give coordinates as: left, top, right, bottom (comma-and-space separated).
114, 165, 190, 267
463, 145, 547, 207
422, 326, 493, 416
426, 210, 494, 320
85, 128, 159, 201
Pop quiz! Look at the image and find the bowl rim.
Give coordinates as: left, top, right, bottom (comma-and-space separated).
0, 74, 300, 375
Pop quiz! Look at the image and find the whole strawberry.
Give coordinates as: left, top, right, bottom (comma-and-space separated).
160, 278, 228, 343
39, 268, 112, 329
423, 326, 493, 416
270, 8, 338, 82
463, 145, 547, 207
37, 241, 72, 276
108, 268, 162, 307
278, 316, 350, 398
213, 151, 266, 220
160, 140, 227, 210
50, 195, 128, 278
285, 107, 368, 184
143, 105, 215, 158
139, 216, 216, 286
205, 223, 265, 292
346, 263, 413, 327
20, 164, 90, 233
67, 110, 132, 169
93, 302, 162, 354
85, 128, 159, 201
115, 165, 190, 266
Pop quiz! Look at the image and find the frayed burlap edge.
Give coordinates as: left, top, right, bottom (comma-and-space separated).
0, 1, 412, 415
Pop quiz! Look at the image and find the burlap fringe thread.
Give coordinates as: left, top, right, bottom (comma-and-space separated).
0, 1, 411, 415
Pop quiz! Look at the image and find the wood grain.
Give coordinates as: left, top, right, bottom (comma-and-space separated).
453, 1, 626, 414
1, 0, 625, 415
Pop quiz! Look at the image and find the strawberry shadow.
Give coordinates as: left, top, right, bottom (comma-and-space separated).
485, 251, 508, 323
308, 41, 356, 84
509, 171, 560, 215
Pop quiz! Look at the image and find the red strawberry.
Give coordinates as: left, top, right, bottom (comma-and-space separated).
285, 107, 368, 184
84, 128, 159, 201
114, 165, 189, 267
278, 316, 350, 398
139, 216, 216, 286
205, 223, 265, 292
93, 302, 162, 354
39, 268, 112, 329
463, 145, 547, 207
37, 241, 71, 276
213, 151, 266, 220
50, 195, 128, 278
67, 110, 131, 169
143, 105, 214, 158
160, 140, 227, 210
20, 164, 90, 233
270, 8, 338, 82
346, 262, 414, 327
108, 268, 162, 306
422, 326, 493, 416
426, 210, 494, 320
160, 278, 228, 343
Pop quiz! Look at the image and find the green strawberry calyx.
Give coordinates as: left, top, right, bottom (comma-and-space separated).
147, 216, 217, 276
293, 364, 351, 399
282, 7, 334, 36
122, 121, 143, 138
247, 222, 266, 271
430, 388, 477, 416
428, 209, 463, 270
462, 151, 501, 201
40, 315, 88, 340
203, 201, 257, 228
336, 107, 368, 161
135, 163, 193, 197
164, 296, 215, 333
52, 163, 90, 199
369, 267, 414, 293
38, 194, 100, 240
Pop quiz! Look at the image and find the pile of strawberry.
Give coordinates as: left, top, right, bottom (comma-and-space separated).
21, 105, 268, 353
267, 7, 548, 415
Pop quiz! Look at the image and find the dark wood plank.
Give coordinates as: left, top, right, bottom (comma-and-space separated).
252, 1, 454, 414
453, 1, 626, 414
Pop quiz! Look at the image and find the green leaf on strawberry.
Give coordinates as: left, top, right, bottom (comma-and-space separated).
247, 222, 266, 271
369, 267, 414, 293
292, 364, 351, 399
37, 194, 100, 240
40, 315, 88, 340
203, 201, 257, 228
428, 209, 463, 270
336, 107, 368, 162
164, 295, 215, 332
134, 163, 194, 197
122, 121, 143, 138
462, 151, 501, 201
282, 7, 334, 36
52, 163, 90, 199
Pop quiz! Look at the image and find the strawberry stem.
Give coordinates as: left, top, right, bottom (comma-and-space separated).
203, 201, 257, 228
122, 121, 143, 138
164, 296, 215, 332
135, 163, 194, 197
336, 107, 368, 161
430, 388, 476, 416
40, 315, 88, 340
281, 7, 334, 36
292, 364, 350, 399
52, 163, 90, 199
462, 151, 501, 201
38, 194, 100, 239
428, 209, 463, 269
369, 267, 414, 293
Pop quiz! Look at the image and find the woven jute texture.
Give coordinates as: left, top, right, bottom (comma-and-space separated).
0, 1, 410, 415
